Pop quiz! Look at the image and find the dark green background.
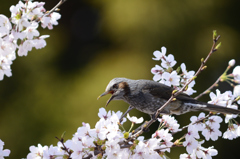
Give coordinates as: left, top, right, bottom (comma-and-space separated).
0, 0, 240, 158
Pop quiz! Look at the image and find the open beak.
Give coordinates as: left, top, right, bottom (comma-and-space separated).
97, 91, 114, 107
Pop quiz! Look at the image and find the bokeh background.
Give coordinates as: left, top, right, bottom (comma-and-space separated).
0, 0, 240, 158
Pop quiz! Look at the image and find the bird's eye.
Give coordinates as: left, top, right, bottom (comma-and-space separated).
113, 84, 118, 89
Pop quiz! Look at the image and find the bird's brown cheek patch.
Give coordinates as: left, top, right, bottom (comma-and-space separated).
118, 82, 130, 94
118, 82, 128, 89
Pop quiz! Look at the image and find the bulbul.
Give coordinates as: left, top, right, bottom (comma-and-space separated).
98, 78, 240, 118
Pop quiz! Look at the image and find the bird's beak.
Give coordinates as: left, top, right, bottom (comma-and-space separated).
97, 92, 109, 100
97, 91, 114, 107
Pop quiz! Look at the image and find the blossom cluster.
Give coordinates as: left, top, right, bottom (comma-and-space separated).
209, 88, 240, 140
25, 105, 239, 159
26, 108, 176, 159
151, 47, 196, 95
0, 0, 61, 80
181, 113, 221, 158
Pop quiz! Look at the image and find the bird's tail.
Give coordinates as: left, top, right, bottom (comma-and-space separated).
204, 103, 240, 115
184, 102, 240, 115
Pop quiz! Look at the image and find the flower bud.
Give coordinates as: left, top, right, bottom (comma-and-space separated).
228, 59, 235, 67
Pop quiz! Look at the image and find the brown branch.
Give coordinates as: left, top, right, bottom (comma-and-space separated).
55, 136, 72, 158
45, 0, 67, 16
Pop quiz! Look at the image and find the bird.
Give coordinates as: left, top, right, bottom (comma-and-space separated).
98, 78, 240, 119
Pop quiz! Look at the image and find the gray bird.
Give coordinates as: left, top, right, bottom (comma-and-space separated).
98, 78, 240, 118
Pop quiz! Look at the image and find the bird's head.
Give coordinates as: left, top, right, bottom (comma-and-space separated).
98, 78, 130, 106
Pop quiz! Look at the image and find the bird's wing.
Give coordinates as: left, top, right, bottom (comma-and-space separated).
141, 80, 196, 102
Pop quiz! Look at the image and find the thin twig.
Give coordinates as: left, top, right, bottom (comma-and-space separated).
195, 63, 233, 100
194, 74, 222, 100
45, 0, 67, 16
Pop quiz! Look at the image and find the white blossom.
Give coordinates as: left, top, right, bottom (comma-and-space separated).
233, 85, 240, 96
158, 115, 181, 132
180, 153, 196, 159
224, 104, 238, 123
22, 22, 40, 39
18, 39, 35, 56
223, 124, 239, 140
180, 63, 196, 95
208, 89, 233, 107
201, 116, 222, 141
183, 137, 198, 154
151, 64, 164, 81
152, 129, 173, 152
70, 141, 84, 159
41, 12, 61, 30
152, 47, 167, 61
0, 15, 12, 37
190, 112, 206, 131
161, 71, 180, 86
42, 145, 65, 159
27, 144, 48, 159
233, 66, 240, 83
161, 54, 177, 68
202, 124, 222, 141
200, 146, 218, 159
33, 35, 49, 49
98, 107, 111, 120
127, 113, 144, 124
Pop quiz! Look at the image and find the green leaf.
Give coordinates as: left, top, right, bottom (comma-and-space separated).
215, 42, 221, 50
213, 30, 217, 40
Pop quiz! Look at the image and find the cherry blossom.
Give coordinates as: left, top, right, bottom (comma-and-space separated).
151, 64, 164, 81
0, 15, 12, 37
232, 66, 240, 83
127, 113, 144, 124
190, 112, 206, 131
158, 115, 181, 132
152, 46, 167, 61
98, 107, 112, 120
223, 124, 239, 140
233, 85, 240, 102
27, 144, 48, 159
161, 71, 180, 86
161, 54, 177, 68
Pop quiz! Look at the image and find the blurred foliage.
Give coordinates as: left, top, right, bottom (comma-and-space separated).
0, 0, 240, 158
